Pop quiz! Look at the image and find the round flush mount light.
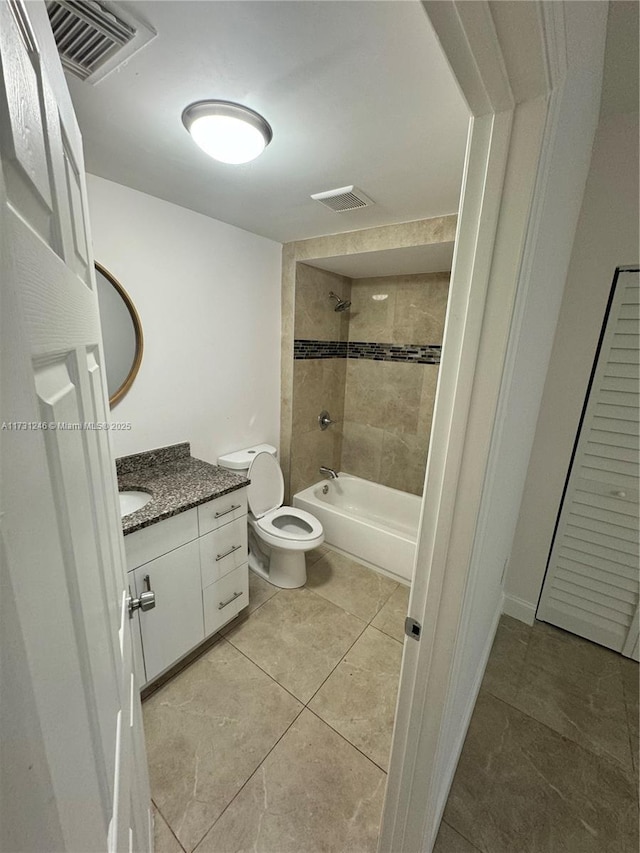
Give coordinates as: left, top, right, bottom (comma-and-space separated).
182, 100, 273, 165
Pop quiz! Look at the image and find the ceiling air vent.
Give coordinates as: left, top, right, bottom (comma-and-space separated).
311, 185, 375, 213
46, 0, 156, 84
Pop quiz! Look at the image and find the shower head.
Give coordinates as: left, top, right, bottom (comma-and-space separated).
329, 291, 352, 312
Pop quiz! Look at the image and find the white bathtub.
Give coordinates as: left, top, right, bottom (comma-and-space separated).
293, 474, 421, 583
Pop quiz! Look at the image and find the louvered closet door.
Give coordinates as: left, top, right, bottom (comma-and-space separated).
538, 268, 639, 659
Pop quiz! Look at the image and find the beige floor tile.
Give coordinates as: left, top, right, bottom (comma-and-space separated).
247, 571, 278, 614
433, 821, 481, 853
306, 549, 398, 622
444, 692, 638, 853
143, 641, 302, 852
224, 587, 366, 702
631, 733, 639, 777
153, 804, 184, 853
310, 625, 402, 770
371, 583, 410, 643
306, 544, 329, 567
620, 655, 639, 741
196, 709, 385, 853
528, 620, 622, 679
481, 615, 531, 704
512, 622, 633, 771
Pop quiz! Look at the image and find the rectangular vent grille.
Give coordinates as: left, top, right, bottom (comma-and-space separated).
311, 185, 374, 212
46, 0, 135, 80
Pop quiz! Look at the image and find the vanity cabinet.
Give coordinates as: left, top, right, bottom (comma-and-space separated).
124, 488, 248, 687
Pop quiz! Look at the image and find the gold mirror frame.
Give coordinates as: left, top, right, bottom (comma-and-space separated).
95, 262, 144, 408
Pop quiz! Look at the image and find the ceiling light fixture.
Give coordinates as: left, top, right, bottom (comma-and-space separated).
182, 100, 272, 165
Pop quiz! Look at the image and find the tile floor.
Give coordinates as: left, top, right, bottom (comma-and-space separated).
445, 616, 639, 853
144, 549, 639, 853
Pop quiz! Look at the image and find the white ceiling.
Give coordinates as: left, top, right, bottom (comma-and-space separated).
66, 0, 469, 244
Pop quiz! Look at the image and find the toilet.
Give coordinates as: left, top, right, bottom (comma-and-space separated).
218, 444, 324, 588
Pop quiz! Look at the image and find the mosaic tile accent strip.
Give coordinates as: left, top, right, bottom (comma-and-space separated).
348, 342, 441, 363
294, 340, 441, 364
294, 340, 348, 359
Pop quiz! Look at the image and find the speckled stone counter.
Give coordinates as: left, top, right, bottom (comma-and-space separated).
117, 442, 248, 535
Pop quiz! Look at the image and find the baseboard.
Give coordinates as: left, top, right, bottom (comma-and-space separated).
429, 596, 504, 850
502, 593, 537, 625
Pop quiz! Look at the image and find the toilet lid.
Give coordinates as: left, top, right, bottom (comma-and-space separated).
247, 451, 284, 518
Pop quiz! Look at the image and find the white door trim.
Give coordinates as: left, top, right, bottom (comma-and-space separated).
379, 3, 608, 851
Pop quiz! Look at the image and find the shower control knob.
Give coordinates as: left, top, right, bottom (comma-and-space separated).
318, 410, 333, 430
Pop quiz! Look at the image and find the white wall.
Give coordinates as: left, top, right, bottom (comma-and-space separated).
504, 108, 640, 620
87, 174, 282, 463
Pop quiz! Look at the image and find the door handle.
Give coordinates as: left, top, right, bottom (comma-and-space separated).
128, 574, 156, 617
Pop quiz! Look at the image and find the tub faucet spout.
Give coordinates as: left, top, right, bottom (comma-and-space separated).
319, 466, 339, 480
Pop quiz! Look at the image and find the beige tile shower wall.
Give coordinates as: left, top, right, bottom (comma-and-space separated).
290, 359, 345, 496
290, 265, 351, 496
295, 263, 351, 342
348, 272, 449, 345
342, 272, 449, 495
280, 214, 457, 499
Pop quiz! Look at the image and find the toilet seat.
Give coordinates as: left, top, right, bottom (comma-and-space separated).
246, 451, 324, 552
246, 451, 285, 518
256, 506, 323, 542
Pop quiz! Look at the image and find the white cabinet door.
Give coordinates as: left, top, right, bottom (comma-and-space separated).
538, 269, 639, 658
135, 540, 205, 682
0, 4, 151, 850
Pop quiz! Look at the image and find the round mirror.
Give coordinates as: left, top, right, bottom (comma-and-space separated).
95, 262, 144, 408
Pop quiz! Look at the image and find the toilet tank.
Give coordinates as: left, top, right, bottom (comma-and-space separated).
217, 444, 277, 474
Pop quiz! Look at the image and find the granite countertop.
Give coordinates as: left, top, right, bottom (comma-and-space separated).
117, 442, 249, 535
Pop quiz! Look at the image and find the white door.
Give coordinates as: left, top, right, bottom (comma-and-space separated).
0, 2, 152, 850
538, 268, 639, 659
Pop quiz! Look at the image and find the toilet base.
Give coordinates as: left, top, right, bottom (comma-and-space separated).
248, 533, 307, 589
267, 548, 307, 589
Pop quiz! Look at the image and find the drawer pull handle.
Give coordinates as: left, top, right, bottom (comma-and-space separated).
218, 590, 243, 610
612, 490, 627, 498
214, 503, 242, 519
216, 544, 242, 562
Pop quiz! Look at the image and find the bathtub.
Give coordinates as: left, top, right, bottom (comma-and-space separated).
293, 474, 421, 583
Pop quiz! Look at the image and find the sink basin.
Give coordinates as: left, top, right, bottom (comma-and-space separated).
119, 490, 152, 517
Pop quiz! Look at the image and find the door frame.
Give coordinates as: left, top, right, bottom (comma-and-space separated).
380, 2, 609, 851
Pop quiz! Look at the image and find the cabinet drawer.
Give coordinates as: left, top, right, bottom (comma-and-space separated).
198, 489, 247, 536
203, 564, 249, 635
125, 507, 198, 571
200, 517, 248, 588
